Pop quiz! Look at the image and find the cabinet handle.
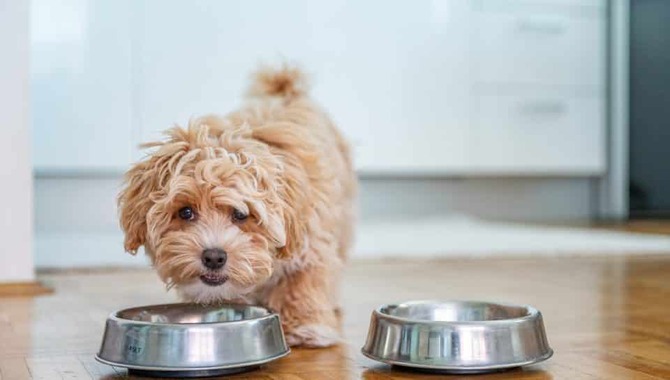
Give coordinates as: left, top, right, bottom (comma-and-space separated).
518, 101, 566, 116
516, 19, 566, 35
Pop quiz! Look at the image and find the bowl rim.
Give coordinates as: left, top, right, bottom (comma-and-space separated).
108, 302, 278, 327
374, 300, 540, 326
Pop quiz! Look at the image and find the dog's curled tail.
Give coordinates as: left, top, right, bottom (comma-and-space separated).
247, 64, 310, 101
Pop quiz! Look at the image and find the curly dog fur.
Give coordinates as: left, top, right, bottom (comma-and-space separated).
118, 64, 356, 347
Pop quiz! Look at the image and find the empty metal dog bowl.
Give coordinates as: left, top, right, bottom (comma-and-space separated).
362, 300, 552, 374
96, 303, 289, 378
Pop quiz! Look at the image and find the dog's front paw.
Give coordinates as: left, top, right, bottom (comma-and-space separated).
284, 324, 341, 348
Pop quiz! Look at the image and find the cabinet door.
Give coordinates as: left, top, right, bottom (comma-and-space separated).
31, 0, 133, 171
473, 4, 605, 87
470, 89, 605, 174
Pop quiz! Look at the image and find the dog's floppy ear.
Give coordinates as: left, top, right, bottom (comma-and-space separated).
255, 192, 306, 260
256, 207, 286, 253
268, 164, 309, 260
273, 202, 306, 260
244, 152, 308, 259
118, 159, 159, 254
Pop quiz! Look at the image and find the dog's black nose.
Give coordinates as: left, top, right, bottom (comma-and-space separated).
202, 248, 227, 270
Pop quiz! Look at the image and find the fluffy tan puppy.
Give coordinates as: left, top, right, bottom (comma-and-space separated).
118, 65, 356, 347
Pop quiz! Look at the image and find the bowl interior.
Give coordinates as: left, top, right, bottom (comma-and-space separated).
381, 301, 531, 322
116, 303, 270, 324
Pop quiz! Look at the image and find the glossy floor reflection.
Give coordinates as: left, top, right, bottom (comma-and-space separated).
1, 255, 669, 379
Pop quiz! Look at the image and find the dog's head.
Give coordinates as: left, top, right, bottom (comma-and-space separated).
118, 116, 305, 303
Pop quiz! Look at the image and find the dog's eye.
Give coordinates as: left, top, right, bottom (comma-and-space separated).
232, 208, 248, 223
178, 206, 195, 221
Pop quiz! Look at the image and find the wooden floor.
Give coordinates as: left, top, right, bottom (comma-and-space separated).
1, 255, 670, 379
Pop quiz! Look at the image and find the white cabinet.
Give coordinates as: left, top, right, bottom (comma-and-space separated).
469, 0, 606, 174
133, 0, 475, 173
31, 0, 133, 171
30, 0, 607, 176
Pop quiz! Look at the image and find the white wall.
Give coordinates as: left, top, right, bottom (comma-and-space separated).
0, 0, 35, 282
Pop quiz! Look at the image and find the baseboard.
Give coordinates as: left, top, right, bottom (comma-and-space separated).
354, 217, 670, 259
35, 218, 670, 269
0, 281, 53, 297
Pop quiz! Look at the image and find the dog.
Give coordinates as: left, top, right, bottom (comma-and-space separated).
118, 64, 356, 347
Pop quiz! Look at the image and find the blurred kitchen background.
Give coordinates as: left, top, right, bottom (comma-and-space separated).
2, 0, 670, 283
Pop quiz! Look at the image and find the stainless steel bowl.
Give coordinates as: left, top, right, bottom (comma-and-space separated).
96, 303, 289, 378
362, 300, 552, 374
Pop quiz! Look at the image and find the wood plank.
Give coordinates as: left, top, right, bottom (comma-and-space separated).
0, 282, 53, 298
25, 356, 92, 380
